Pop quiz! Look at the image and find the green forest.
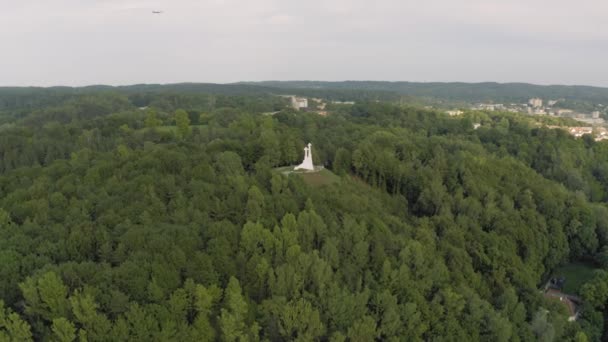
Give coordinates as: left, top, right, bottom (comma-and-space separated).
1, 88, 608, 341
249, 81, 608, 109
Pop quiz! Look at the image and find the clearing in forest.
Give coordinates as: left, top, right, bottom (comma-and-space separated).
551, 262, 598, 294
274, 166, 340, 187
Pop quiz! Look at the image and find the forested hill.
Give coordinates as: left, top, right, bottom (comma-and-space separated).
0, 83, 277, 111
246, 80, 608, 105
1, 91, 608, 341
5, 81, 608, 113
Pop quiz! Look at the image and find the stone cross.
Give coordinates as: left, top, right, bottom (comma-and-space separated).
295, 143, 314, 171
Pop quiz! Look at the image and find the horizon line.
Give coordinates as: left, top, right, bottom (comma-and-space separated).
0, 80, 607, 89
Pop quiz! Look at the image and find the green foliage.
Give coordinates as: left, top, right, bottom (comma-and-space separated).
0, 300, 33, 341
597, 246, 608, 269
174, 109, 191, 138
20, 272, 70, 321
333, 148, 351, 175
144, 110, 162, 128
276, 298, 325, 341
245, 186, 265, 222
0, 91, 607, 341
219, 277, 257, 342
253, 80, 608, 109
551, 262, 599, 295
51, 318, 76, 342
531, 309, 555, 342
0, 209, 11, 227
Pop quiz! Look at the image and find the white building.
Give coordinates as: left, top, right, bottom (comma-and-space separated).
478, 104, 496, 111
569, 127, 593, 138
557, 109, 574, 116
446, 110, 464, 116
291, 97, 308, 110
529, 98, 543, 108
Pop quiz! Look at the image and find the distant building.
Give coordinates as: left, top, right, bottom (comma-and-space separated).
548, 100, 559, 106
569, 127, 593, 138
574, 116, 605, 125
595, 130, 608, 141
290, 96, 308, 110
592, 111, 601, 119
557, 109, 574, 116
529, 98, 543, 108
310, 98, 325, 108
477, 104, 501, 111
446, 110, 464, 116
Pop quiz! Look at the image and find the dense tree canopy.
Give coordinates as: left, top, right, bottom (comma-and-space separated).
0, 90, 606, 341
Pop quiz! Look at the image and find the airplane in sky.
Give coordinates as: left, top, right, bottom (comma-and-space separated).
152, 11, 163, 14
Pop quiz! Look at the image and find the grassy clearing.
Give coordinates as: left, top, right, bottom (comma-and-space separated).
551, 262, 598, 294
299, 169, 341, 187
137, 125, 207, 134
274, 166, 341, 187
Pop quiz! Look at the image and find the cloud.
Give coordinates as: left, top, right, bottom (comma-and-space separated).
267, 14, 293, 25
0, 0, 607, 86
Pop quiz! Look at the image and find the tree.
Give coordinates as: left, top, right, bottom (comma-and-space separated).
531, 310, 555, 342
0, 250, 22, 305
245, 186, 265, 222
373, 290, 401, 338
347, 316, 377, 342
20, 272, 70, 321
574, 331, 589, 342
0, 209, 11, 227
259, 126, 281, 167
580, 270, 608, 309
69, 291, 111, 340
277, 299, 325, 342
51, 318, 77, 342
145, 110, 162, 128
175, 109, 191, 138
333, 148, 351, 175
189, 282, 221, 341
220, 277, 257, 342
0, 300, 33, 341
597, 245, 608, 269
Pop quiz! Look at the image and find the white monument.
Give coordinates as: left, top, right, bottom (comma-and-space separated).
295, 143, 314, 171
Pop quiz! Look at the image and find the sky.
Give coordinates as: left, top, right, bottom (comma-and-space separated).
1, 0, 607, 87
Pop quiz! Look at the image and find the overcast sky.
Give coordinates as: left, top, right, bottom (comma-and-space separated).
1, 0, 607, 87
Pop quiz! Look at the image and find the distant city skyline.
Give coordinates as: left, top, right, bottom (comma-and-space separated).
1, 0, 607, 87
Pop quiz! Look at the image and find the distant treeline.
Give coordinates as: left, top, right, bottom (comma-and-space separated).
3, 81, 608, 113
0, 83, 395, 113
248, 81, 608, 110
